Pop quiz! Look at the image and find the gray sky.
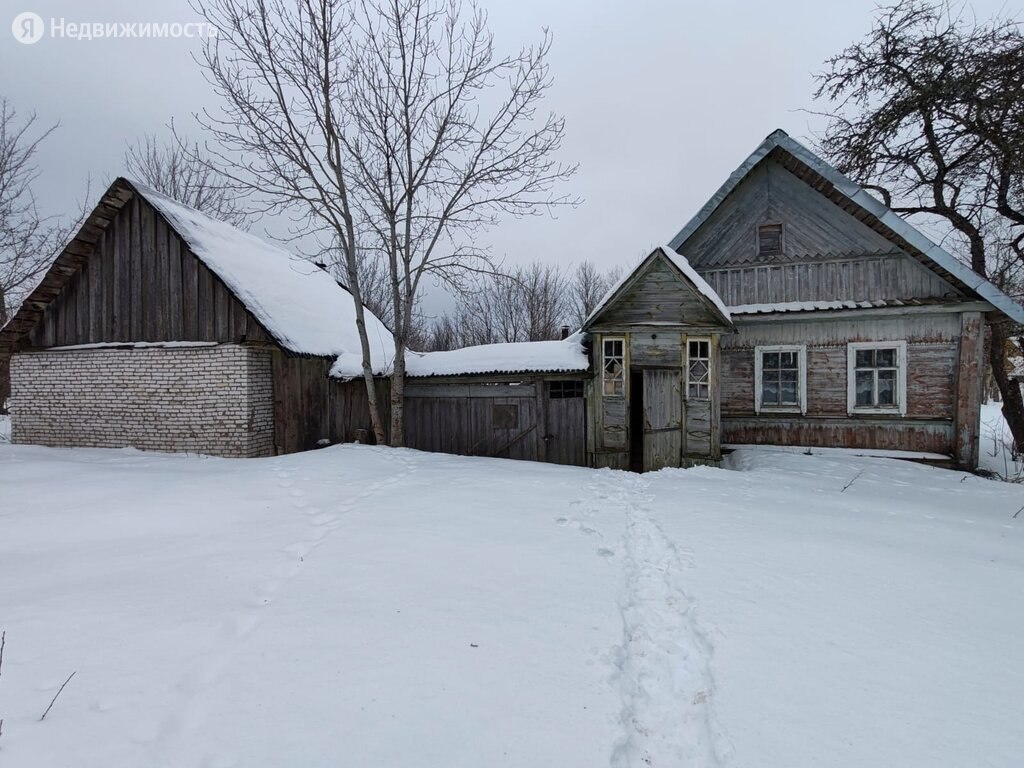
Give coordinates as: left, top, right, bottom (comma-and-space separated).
0, 0, 1011, 312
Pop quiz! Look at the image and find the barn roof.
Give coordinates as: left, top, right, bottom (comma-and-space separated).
667, 129, 1024, 325
0, 178, 394, 365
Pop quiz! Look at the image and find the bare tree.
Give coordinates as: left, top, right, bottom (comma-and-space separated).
0, 98, 88, 410
0, 99, 62, 326
570, 259, 622, 328
194, 0, 577, 446
124, 134, 249, 227
815, 0, 1024, 447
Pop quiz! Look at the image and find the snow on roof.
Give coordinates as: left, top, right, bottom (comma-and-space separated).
132, 181, 394, 363
582, 246, 732, 328
331, 335, 590, 379
667, 129, 1024, 325
730, 300, 899, 315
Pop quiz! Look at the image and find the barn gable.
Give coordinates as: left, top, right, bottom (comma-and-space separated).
668, 130, 1024, 321
0, 178, 393, 363
24, 188, 270, 350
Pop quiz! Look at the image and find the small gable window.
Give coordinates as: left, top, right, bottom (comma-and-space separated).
686, 338, 711, 400
602, 338, 625, 397
757, 223, 784, 257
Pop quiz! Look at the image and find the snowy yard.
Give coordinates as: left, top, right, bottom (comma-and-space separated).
1, 441, 1022, 767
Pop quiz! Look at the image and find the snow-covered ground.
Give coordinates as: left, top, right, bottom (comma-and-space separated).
979, 401, 1024, 479
0, 415, 9, 443
1, 442, 1022, 767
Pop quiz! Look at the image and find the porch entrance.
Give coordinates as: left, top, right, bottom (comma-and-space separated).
630, 368, 683, 472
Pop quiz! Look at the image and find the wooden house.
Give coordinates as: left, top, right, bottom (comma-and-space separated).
669, 130, 1024, 469
2, 130, 1022, 470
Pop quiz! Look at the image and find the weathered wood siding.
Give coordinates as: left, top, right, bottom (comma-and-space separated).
675, 158, 960, 305
402, 378, 586, 466
590, 330, 725, 471
642, 368, 682, 471
26, 194, 270, 348
274, 357, 391, 455
699, 255, 957, 306
953, 312, 984, 468
719, 312, 964, 457
591, 258, 723, 329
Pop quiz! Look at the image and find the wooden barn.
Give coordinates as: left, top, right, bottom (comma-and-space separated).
0, 177, 393, 458
2, 129, 1023, 470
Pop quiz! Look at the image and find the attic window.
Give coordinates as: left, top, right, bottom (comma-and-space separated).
757, 223, 784, 257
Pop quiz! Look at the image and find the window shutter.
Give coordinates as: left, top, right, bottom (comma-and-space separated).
757, 223, 783, 257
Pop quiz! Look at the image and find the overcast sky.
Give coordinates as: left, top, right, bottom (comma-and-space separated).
0, 0, 1012, 311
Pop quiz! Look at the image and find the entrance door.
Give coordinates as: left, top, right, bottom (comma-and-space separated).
641, 368, 682, 471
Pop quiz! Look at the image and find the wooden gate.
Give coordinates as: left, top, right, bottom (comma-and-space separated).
403, 377, 587, 467
642, 368, 682, 471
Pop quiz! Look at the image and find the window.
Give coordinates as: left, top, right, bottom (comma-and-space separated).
847, 341, 907, 415
549, 380, 584, 399
757, 223, 784, 257
686, 338, 711, 400
754, 345, 806, 414
602, 338, 625, 397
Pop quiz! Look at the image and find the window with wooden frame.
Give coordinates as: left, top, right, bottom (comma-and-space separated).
757, 223, 784, 258
686, 338, 711, 400
847, 341, 907, 415
549, 380, 584, 399
602, 338, 625, 397
754, 345, 806, 414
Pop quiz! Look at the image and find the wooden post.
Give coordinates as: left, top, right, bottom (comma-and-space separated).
954, 311, 984, 469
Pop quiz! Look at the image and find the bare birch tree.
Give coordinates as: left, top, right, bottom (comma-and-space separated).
124, 134, 249, 227
194, 0, 576, 445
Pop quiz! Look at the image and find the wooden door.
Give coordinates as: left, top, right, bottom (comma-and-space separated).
543, 395, 586, 466
642, 369, 682, 471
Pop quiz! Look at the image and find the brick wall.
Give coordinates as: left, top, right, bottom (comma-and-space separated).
9, 344, 275, 457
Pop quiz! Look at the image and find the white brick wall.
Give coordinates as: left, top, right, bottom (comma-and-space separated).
9, 344, 275, 457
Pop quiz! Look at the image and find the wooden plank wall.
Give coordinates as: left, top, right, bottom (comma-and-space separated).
274, 356, 392, 454
679, 159, 909, 268
276, 372, 588, 466
700, 255, 956, 306
403, 379, 586, 466
719, 312, 963, 456
674, 158, 961, 304
590, 331, 724, 470
953, 312, 984, 467
595, 257, 722, 327
26, 194, 269, 348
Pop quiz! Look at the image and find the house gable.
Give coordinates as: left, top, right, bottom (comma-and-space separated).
584, 248, 733, 331
668, 130, 1024, 322
674, 156, 962, 306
